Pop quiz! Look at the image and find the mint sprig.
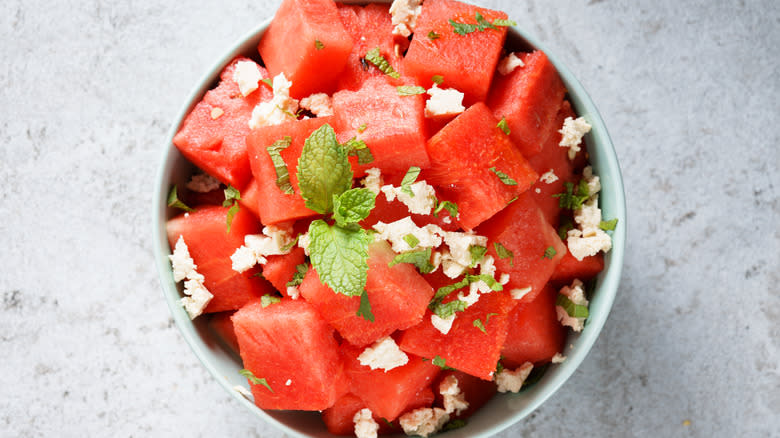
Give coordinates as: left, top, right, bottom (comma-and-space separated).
297, 124, 353, 214
308, 219, 371, 297
333, 188, 376, 227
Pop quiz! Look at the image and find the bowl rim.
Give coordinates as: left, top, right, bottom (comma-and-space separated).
152, 9, 626, 438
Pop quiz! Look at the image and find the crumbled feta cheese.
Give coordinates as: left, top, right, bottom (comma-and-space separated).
556, 279, 589, 332
497, 52, 525, 75
389, 0, 422, 37
438, 231, 488, 278
440, 253, 468, 279
442, 216, 452, 224
186, 173, 221, 193
559, 116, 592, 160
539, 169, 559, 184
399, 407, 449, 438
232, 60, 263, 97
373, 217, 444, 252
457, 286, 481, 307
231, 225, 296, 272
535, 187, 541, 193
298, 232, 310, 255
566, 171, 611, 261
286, 286, 300, 300
440, 375, 469, 416
231, 245, 260, 273
233, 385, 253, 400
551, 353, 567, 364
169, 236, 200, 282
299, 92, 333, 117
353, 408, 379, 438
169, 236, 213, 318
248, 73, 299, 129
431, 313, 455, 335
285, 379, 292, 386
358, 337, 409, 372
499, 273, 510, 285
510, 286, 532, 300
582, 165, 601, 195
425, 84, 465, 118
362, 167, 383, 195
457, 255, 497, 305
180, 279, 213, 319
210, 107, 224, 119
381, 180, 438, 215
495, 362, 534, 393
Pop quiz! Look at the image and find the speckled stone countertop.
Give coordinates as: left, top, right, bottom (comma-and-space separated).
1, 1, 777, 437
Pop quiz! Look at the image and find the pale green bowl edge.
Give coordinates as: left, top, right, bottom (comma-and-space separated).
152, 12, 626, 438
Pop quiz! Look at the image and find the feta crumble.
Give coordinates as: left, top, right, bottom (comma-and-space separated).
230, 224, 296, 272
381, 180, 438, 215
210, 107, 224, 119
230, 245, 261, 273
180, 279, 213, 320
495, 362, 533, 393
389, 0, 422, 37
169, 236, 201, 282
373, 217, 444, 252
297, 232, 310, 256
186, 173, 221, 193
362, 168, 383, 195
439, 231, 488, 278
559, 116, 592, 160
248, 73, 299, 129
299, 92, 333, 117
358, 337, 409, 372
232, 60, 263, 97
425, 84, 466, 118
551, 353, 567, 364
510, 286, 532, 300
399, 407, 449, 438
431, 313, 456, 335
556, 279, 589, 332
353, 408, 379, 438
566, 166, 612, 260
285, 379, 292, 386
499, 273, 510, 285
168, 237, 214, 319
539, 169, 559, 184
285, 286, 300, 300
440, 375, 469, 416
497, 52, 525, 75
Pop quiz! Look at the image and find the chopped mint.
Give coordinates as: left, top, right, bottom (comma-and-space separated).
558, 216, 574, 241
239, 369, 273, 392
495, 357, 504, 375
442, 419, 467, 431
431, 75, 444, 85
280, 235, 300, 253
388, 248, 435, 274
489, 167, 517, 185
543, 246, 557, 259
223, 185, 241, 232
314, 39, 324, 50
260, 78, 273, 89
506, 196, 518, 205
365, 47, 400, 79
432, 355, 453, 370
493, 242, 514, 264
449, 12, 515, 36
553, 180, 590, 210
469, 245, 487, 267
403, 234, 420, 248
434, 199, 459, 218
307, 219, 371, 297
341, 137, 374, 165
333, 188, 376, 227
357, 123, 367, 133
469, 274, 503, 292
167, 185, 194, 212
556, 294, 589, 318
297, 124, 353, 214
497, 117, 510, 135
260, 294, 281, 308
432, 299, 467, 319
266, 136, 294, 195
473, 318, 486, 333
600, 218, 619, 231
356, 289, 375, 322
427, 31, 441, 40
400, 166, 421, 197
286, 263, 309, 287
492, 18, 517, 27
397, 85, 426, 96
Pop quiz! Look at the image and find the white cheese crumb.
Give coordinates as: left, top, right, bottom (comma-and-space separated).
353, 408, 379, 438
248, 73, 299, 129
458, 285, 481, 308
210, 107, 224, 119
285, 379, 292, 386
442, 216, 452, 224
556, 279, 589, 332
373, 217, 444, 252
425, 84, 466, 118
582, 165, 601, 195
233, 385, 253, 400
390, 0, 422, 37
232, 60, 263, 97
399, 407, 449, 438
438, 231, 488, 278
186, 173, 221, 193
286, 286, 300, 300
566, 167, 611, 260
299, 92, 333, 117
431, 313, 455, 335
535, 187, 541, 193
230, 245, 261, 273
358, 337, 409, 372
497, 52, 525, 75
440, 251, 467, 279
499, 273, 510, 285
539, 169, 559, 184
169, 236, 201, 283
231, 225, 296, 272
362, 167, 383, 195
180, 278, 213, 319
457, 256, 497, 305
495, 362, 534, 393
551, 353, 567, 364
440, 375, 469, 416
381, 180, 438, 215
169, 237, 213, 319
559, 116, 592, 160
297, 232, 310, 256
510, 286, 532, 300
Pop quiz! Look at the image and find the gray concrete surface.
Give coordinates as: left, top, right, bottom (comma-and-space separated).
1, 0, 777, 436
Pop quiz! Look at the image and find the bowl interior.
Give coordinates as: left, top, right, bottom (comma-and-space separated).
153, 15, 626, 438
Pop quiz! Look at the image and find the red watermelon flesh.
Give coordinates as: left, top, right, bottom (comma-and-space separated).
237, 177, 261, 220
322, 387, 434, 436
208, 311, 239, 353
434, 370, 497, 419
262, 246, 307, 295
341, 343, 440, 421
501, 285, 566, 368
245, 116, 334, 225
333, 76, 429, 176
550, 251, 605, 287
298, 240, 435, 347
403, 0, 508, 105
166, 205, 274, 313
487, 50, 567, 159
478, 191, 566, 305
399, 288, 515, 381
258, 0, 353, 98
232, 299, 349, 410
173, 57, 272, 189
424, 102, 538, 230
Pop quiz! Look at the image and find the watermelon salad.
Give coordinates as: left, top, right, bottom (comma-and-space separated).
164, 0, 617, 436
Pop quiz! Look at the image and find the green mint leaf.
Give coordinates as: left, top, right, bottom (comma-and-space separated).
469, 245, 487, 267
432, 355, 453, 369
239, 369, 273, 392
365, 48, 400, 79
397, 85, 426, 96
333, 188, 376, 227
432, 299, 467, 319
342, 137, 374, 165
473, 318, 486, 333
495, 358, 505, 375
489, 167, 518, 185
553, 181, 590, 210
308, 219, 370, 296
357, 123, 367, 133
225, 203, 240, 232
493, 241, 514, 265
600, 218, 619, 231
449, 19, 477, 35
507, 196, 518, 205
261, 294, 281, 308
497, 117, 510, 135
400, 166, 421, 197
297, 124, 353, 214
543, 246, 557, 259
286, 263, 309, 287
252, 271, 265, 279
443, 419, 467, 431
469, 274, 503, 291
450, 13, 512, 36
280, 235, 300, 253
432, 277, 470, 303
260, 78, 273, 89
427, 31, 441, 40
403, 234, 420, 248
167, 185, 194, 212
492, 18, 517, 27
558, 217, 574, 240
356, 289, 375, 322
556, 294, 589, 318
431, 75, 444, 85
223, 185, 241, 206
388, 248, 435, 274
474, 12, 497, 31
266, 136, 294, 194
434, 200, 459, 218
314, 39, 324, 50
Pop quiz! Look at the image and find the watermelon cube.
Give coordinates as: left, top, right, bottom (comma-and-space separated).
403, 0, 508, 105
550, 251, 605, 287
434, 370, 496, 419
298, 240, 435, 346
232, 299, 349, 410
487, 50, 567, 159
173, 57, 273, 189
208, 311, 239, 353
237, 177, 261, 220
258, 0, 353, 98
166, 205, 275, 313
424, 102, 538, 230
262, 246, 307, 295
501, 285, 566, 368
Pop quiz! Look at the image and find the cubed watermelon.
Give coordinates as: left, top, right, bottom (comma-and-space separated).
258, 0, 353, 98
501, 285, 566, 368
434, 370, 496, 419
237, 177, 261, 220
487, 50, 566, 158
208, 311, 239, 353
262, 246, 307, 295
550, 251, 605, 286
424, 102, 538, 230
321, 387, 433, 436
173, 57, 272, 189
232, 299, 349, 410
